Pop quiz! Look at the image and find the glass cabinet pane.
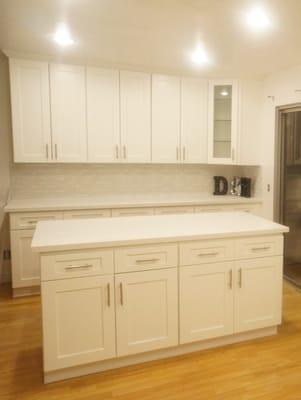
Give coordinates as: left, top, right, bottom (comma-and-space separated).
213, 85, 232, 158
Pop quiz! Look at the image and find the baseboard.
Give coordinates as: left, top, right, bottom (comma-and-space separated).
13, 286, 40, 297
44, 325, 277, 384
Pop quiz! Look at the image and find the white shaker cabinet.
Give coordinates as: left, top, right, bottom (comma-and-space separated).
120, 71, 151, 162
234, 256, 282, 333
180, 262, 234, 343
181, 78, 208, 163
9, 58, 51, 162
50, 63, 87, 162
87, 68, 120, 162
42, 275, 116, 371
208, 80, 239, 164
152, 74, 181, 163
115, 268, 178, 356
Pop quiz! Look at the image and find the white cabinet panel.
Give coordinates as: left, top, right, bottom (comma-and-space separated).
234, 256, 282, 333
10, 230, 40, 288
154, 206, 194, 215
9, 59, 51, 162
10, 211, 64, 230
152, 74, 180, 163
120, 71, 151, 162
181, 78, 208, 163
42, 275, 115, 371
208, 80, 239, 164
63, 209, 111, 219
115, 269, 178, 356
87, 68, 120, 162
50, 64, 87, 162
111, 207, 154, 217
180, 262, 234, 343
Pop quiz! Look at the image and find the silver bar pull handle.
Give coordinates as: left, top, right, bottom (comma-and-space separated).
239, 268, 242, 288
136, 258, 160, 264
183, 146, 186, 161
251, 246, 270, 251
115, 145, 119, 160
197, 252, 219, 257
229, 269, 233, 289
65, 264, 93, 270
231, 148, 235, 161
107, 283, 111, 307
46, 144, 49, 160
55, 144, 58, 160
120, 283, 124, 305
27, 220, 37, 225
176, 147, 179, 161
123, 146, 127, 159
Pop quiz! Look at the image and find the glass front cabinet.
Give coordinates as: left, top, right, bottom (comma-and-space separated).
208, 80, 239, 164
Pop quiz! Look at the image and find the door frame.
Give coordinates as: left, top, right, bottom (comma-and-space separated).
274, 103, 301, 223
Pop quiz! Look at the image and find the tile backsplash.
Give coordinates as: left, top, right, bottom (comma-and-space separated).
10, 163, 261, 199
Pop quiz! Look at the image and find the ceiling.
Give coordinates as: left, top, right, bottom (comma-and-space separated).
0, 0, 301, 78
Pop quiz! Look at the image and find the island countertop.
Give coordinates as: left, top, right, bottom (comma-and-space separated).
31, 212, 289, 253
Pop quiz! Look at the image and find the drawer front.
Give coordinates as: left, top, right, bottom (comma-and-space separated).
180, 239, 235, 266
194, 205, 224, 213
41, 249, 114, 281
10, 211, 64, 230
154, 206, 194, 215
236, 235, 284, 260
112, 207, 154, 217
115, 244, 178, 273
63, 209, 111, 219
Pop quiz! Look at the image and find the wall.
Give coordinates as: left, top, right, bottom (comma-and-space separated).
0, 51, 12, 282
9, 163, 261, 200
261, 64, 301, 220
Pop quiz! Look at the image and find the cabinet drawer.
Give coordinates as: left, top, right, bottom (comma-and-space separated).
63, 209, 111, 219
235, 235, 283, 259
115, 244, 178, 273
112, 207, 154, 217
180, 239, 234, 266
10, 211, 64, 230
154, 206, 194, 215
41, 249, 114, 281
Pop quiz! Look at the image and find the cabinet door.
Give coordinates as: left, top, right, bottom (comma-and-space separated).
87, 68, 120, 162
120, 71, 151, 162
10, 230, 40, 288
50, 64, 87, 162
42, 275, 115, 372
152, 74, 180, 163
180, 262, 234, 344
9, 58, 51, 162
235, 256, 282, 333
208, 80, 238, 164
181, 78, 208, 163
115, 269, 178, 356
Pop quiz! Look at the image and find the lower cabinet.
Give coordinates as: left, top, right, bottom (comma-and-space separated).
115, 268, 178, 356
179, 256, 282, 344
180, 262, 234, 343
10, 229, 40, 289
42, 275, 115, 371
234, 256, 282, 333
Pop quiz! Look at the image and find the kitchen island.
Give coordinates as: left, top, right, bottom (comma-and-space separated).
32, 212, 288, 383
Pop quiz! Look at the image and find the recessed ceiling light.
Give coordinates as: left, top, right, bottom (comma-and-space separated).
53, 24, 74, 46
191, 45, 210, 66
220, 90, 229, 96
246, 6, 271, 31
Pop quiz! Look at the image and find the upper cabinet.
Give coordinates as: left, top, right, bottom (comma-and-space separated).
9, 58, 261, 166
208, 80, 239, 164
152, 75, 180, 163
120, 71, 151, 163
181, 78, 208, 164
9, 59, 51, 162
50, 64, 87, 162
87, 68, 120, 163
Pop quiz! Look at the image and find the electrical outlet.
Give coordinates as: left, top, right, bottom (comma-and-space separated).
3, 250, 11, 260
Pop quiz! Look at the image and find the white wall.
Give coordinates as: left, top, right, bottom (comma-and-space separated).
261, 64, 301, 220
0, 51, 12, 282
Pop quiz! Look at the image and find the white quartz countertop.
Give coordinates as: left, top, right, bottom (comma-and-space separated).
5, 194, 262, 213
32, 212, 288, 253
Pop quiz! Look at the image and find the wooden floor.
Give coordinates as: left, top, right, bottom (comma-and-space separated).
1, 283, 301, 400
